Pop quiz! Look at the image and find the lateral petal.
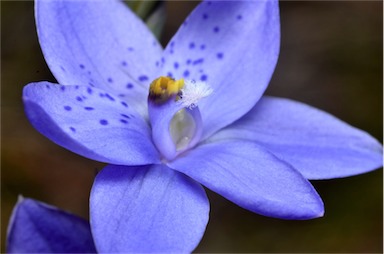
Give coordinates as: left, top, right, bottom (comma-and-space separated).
23, 82, 160, 165
169, 140, 324, 220
90, 164, 210, 253
209, 96, 383, 179
160, 0, 280, 138
36, 0, 162, 115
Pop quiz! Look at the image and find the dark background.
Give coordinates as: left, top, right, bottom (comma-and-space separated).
1, 1, 383, 252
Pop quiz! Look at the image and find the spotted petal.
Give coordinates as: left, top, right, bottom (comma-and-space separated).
7, 197, 96, 253
169, 140, 324, 220
160, 0, 280, 138
23, 82, 160, 165
208, 96, 383, 179
36, 0, 162, 116
90, 164, 209, 253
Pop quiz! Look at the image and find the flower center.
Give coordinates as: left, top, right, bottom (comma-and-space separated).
170, 108, 197, 151
147, 76, 212, 160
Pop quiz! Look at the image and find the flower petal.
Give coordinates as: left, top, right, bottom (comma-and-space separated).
23, 82, 160, 165
36, 0, 162, 115
208, 96, 383, 180
160, 0, 280, 138
7, 196, 96, 253
90, 164, 209, 253
168, 140, 324, 220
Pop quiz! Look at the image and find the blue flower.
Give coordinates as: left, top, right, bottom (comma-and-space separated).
18, 0, 382, 253
7, 197, 97, 253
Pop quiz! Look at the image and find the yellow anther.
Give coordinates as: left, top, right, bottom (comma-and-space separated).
148, 76, 184, 104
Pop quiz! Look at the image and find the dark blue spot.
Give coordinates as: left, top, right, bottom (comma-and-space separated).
46, 85, 50, 89
203, 13, 208, 19
213, 26, 220, 33
121, 114, 131, 119
88, 82, 94, 87
138, 75, 148, 82
189, 42, 195, 49
120, 119, 128, 124
79, 64, 85, 69
107, 77, 113, 83
126, 83, 134, 89
155, 61, 159, 67
105, 93, 115, 101
170, 49, 174, 54
87, 87, 93, 95
70, 127, 76, 133
76, 96, 83, 102
193, 58, 204, 65
99, 93, 105, 98
119, 94, 125, 97
237, 15, 243, 20
121, 61, 127, 67
167, 72, 173, 78
201, 74, 208, 81
82, 96, 87, 100
87, 71, 92, 75
99, 119, 108, 125
174, 62, 179, 69
64, 106, 72, 111
84, 107, 94, 111
60, 66, 66, 72
183, 70, 190, 78
121, 101, 128, 107
186, 59, 191, 65
170, 41, 175, 47
161, 57, 165, 63
127, 47, 134, 51
200, 44, 206, 50
60, 86, 66, 91
217, 52, 224, 59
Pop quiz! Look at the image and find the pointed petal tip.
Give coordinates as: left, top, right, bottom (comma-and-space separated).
316, 209, 325, 219
16, 195, 24, 204
279, 199, 324, 220
308, 201, 325, 220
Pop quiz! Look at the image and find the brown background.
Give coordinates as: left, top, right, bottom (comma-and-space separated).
1, 1, 383, 252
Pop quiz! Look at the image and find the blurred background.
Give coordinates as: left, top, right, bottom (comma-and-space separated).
1, 1, 382, 252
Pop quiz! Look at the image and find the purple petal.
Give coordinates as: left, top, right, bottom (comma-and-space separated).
169, 140, 324, 220
7, 197, 96, 253
23, 82, 160, 165
160, 0, 280, 138
35, 0, 162, 115
209, 96, 383, 180
90, 164, 209, 253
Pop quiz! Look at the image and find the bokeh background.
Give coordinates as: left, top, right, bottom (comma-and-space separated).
1, 1, 383, 252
